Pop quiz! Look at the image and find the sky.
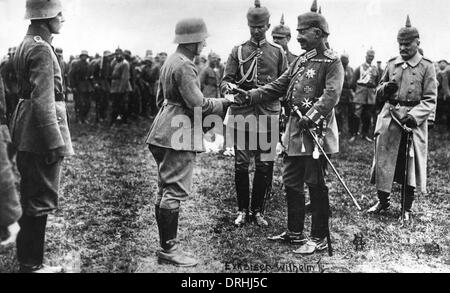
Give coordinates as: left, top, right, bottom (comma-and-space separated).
1, 0, 450, 68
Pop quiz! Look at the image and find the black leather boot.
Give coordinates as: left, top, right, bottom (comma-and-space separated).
368, 191, 391, 214
157, 208, 197, 267
17, 215, 62, 273
286, 188, 305, 235
251, 169, 272, 226
400, 186, 415, 222
310, 185, 329, 240
235, 170, 250, 212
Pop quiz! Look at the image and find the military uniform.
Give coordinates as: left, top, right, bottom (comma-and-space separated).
0, 77, 21, 231
0, 50, 19, 125
336, 61, 354, 134
12, 18, 74, 271
436, 66, 450, 129
69, 52, 94, 123
246, 0, 344, 253
369, 16, 437, 218
200, 65, 222, 99
221, 37, 287, 220
147, 18, 229, 267
91, 53, 112, 122
351, 59, 379, 139
110, 54, 132, 124
140, 59, 160, 117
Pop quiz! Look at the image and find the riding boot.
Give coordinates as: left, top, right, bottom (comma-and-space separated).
368, 190, 391, 214
235, 170, 250, 212
310, 185, 329, 239
250, 169, 271, 214
157, 208, 197, 267
286, 187, 305, 234
17, 215, 50, 272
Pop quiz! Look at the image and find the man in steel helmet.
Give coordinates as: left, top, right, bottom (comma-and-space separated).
11, 0, 74, 273
146, 18, 231, 267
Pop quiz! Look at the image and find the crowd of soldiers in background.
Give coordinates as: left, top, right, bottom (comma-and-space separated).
1, 45, 449, 133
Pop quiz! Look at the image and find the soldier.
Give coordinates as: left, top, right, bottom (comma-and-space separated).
350, 49, 379, 142
91, 50, 113, 122
146, 18, 230, 267
124, 50, 140, 119
236, 0, 344, 254
11, 0, 74, 272
200, 52, 222, 99
140, 56, 160, 118
368, 16, 437, 222
0, 76, 21, 248
221, 0, 287, 227
436, 60, 450, 129
0, 47, 19, 124
69, 50, 94, 123
272, 14, 298, 65
54, 48, 69, 101
110, 48, 132, 125
336, 53, 354, 135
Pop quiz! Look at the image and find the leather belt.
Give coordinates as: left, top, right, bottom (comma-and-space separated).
388, 100, 419, 107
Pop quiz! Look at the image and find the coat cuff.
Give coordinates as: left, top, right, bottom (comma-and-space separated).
248, 89, 262, 105
40, 123, 65, 151
306, 107, 324, 125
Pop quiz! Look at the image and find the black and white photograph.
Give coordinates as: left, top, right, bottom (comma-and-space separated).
0, 0, 449, 277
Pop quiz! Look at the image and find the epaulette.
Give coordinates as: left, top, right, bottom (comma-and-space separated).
388, 56, 397, 62
268, 41, 284, 52
422, 56, 433, 64
33, 36, 44, 43
323, 49, 338, 60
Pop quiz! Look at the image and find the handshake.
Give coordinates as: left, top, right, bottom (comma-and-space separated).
224, 83, 252, 106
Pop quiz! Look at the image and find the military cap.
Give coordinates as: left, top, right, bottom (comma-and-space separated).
174, 18, 209, 44
297, 0, 329, 35
55, 47, 63, 55
208, 52, 220, 60
25, 0, 62, 20
341, 52, 349, 59
80, 50, 89, 57
247, 0, 270, 27
272, 14, 291, 38
397, 15, 420, 42
103, 50, 112, 57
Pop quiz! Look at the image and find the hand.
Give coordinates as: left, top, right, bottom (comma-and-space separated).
400, 114, 417, 128
233, 90, 250, 105
224, 83, 238, 94
384, 81, 399, 96
0, 222, 20, 247
298, 116, 315, 130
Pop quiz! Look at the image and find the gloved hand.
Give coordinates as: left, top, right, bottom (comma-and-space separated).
298, 116, 315, 130
400, 114, 417, 128
233, 90, 250, 105
384, 81, 399, 96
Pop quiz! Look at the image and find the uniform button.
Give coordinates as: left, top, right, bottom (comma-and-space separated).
393, 72, 396, 75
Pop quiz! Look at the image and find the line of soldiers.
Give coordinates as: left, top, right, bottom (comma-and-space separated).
0, 0, 439, 272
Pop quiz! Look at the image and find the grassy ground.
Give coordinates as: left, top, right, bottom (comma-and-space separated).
0, 107, 449, 273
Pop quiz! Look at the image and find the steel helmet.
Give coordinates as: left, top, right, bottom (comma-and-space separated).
174, 18, 209, 44
25, 0, 63, 20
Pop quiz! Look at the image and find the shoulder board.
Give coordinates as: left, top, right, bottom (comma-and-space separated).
388, 56, 397, 62
422, 57, 433, 64
323, 49, 338, 60
33, 36, 44, 43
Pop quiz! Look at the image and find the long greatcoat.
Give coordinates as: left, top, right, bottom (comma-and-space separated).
371, 53, 437, 193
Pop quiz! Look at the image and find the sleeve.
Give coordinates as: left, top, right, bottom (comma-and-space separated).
375, 64, 391, 102
220, 46, 239, 94
408, 62, 437, 125
279, 48, 288, 76
0, 78, 6, 124
176, 61, 225, 117
29, 45, 65, 151
155, 79, 164, 109
0, 125, 21, 228
306, 59, 344, 124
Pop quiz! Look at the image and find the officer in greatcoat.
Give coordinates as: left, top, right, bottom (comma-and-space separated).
11, 0, 74, 273
146, 18, 230, 267
368, 16, 437, 222
236, 0, 344, 254
221, 0, 287, 227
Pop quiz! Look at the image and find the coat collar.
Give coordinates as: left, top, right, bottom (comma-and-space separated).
250, 38, 267, 48
394, 52, 423, 68
176, 45, 196, 61
26, 23, 53, 44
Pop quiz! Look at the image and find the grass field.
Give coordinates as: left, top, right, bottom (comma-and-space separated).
1, 110, 449, 273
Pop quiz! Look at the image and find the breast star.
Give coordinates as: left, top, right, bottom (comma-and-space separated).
306, 69, 316, 79
301, 98, 313, 109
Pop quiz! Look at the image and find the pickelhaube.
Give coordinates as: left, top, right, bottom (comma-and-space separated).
297, 0, 329, 35
397, 15, 420, 42
367, 48, 375, 55
272, 14, 291, 38
25, 0, 63, 20
174, 18, 209, 44
247, 0, 270, 26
